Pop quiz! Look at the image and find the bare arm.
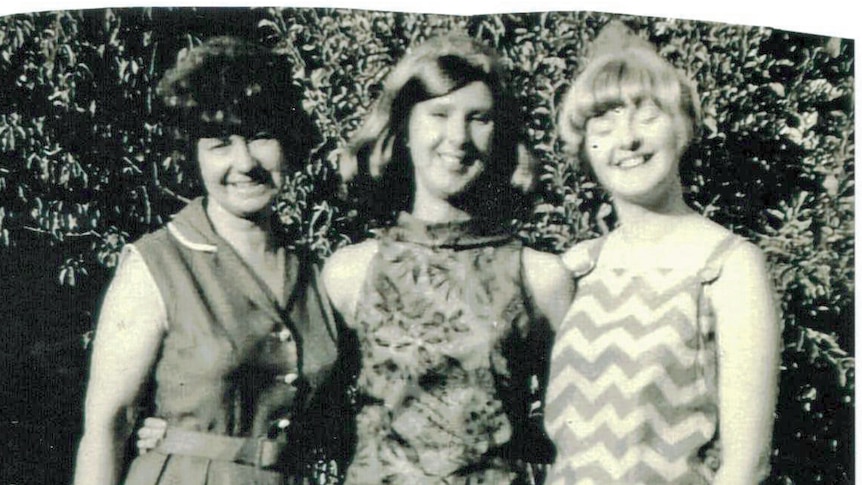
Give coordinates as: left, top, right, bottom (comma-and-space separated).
73, 247, 166, 485
321, 240, 378, 328
711, 242, 781, 485
522, 248, 575, 330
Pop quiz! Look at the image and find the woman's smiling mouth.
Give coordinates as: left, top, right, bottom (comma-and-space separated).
226, 179, 271, 193
614, 154, 652, 169
437, 151, 467, 165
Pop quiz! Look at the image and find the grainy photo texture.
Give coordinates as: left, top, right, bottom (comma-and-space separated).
0, 7, 853, 485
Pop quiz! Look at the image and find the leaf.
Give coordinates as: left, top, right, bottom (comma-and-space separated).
768, 83, 786, 97
824, 37, 842, 58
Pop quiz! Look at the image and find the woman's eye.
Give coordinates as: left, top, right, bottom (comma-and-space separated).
470, 113, 492, 124
202, 136, 232, 149
429, 111, 448, 119
251, 131, 275, 141
637, 115, 657, 125
593, 105, 625, 121
637, 108, 660, 123
588, 115, 615, 135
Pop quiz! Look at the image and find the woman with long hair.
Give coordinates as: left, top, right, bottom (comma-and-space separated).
323, 34, 573, 484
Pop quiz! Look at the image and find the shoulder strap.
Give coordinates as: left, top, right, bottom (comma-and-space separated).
561, 235, 608, 277
698, 233, 744, 284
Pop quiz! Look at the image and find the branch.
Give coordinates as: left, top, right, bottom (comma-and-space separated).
21, 226, 99, 238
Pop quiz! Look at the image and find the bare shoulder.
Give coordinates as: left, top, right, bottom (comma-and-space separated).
560, 238, 601, 274
522, 247, 575, 329
325, 239, 379, 272
322, 240, 378, 322
722, 237, 769, 281
688, 217, 767, 268
523, 247, 570, 288
678, 216, 732, 246
708, 228, 773, 307
672, 215, 751, 264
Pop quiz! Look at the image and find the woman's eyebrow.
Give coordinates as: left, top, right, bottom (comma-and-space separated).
425, 97, 454, 108
632, 96, 659, 107
591, 100, 625, 115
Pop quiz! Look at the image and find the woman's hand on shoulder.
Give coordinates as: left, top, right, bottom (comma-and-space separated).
522, 248, 575, 330
322, 240, 379, 327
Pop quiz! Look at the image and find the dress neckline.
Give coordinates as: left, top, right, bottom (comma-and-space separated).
381, 212, 513, 249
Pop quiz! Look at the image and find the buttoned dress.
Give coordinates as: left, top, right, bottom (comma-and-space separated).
105, 198, 340, 485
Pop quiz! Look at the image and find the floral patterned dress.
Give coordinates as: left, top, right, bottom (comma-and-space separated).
344, 214, 554, 485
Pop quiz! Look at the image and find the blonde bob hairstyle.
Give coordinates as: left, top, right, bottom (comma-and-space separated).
339, 34, 536, 221
557, 22, 702, 163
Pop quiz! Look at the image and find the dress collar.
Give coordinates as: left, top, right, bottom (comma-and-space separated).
381, 212, 513, 249
167, 197, 289, 253
166, 197, 219, 252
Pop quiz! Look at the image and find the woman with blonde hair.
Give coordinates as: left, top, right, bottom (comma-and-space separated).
544, 22, 781, 485
325, 33, 573, 484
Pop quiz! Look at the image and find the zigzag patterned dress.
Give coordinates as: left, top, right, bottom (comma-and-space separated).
544, 234, 740, 485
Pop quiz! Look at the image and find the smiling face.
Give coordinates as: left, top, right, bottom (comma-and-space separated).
407, 81, 495, 206
584, 98, 686, 206
197, 132, 285, 219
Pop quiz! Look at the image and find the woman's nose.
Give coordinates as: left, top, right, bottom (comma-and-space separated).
231, 137, 258, 170
445, 116, 469, 147
617, 119, 642, 151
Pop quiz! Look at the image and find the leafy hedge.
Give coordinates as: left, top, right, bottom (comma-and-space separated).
0, 8, 853, 484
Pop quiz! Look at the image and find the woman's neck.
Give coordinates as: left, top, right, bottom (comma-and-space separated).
410, 189, 473, 224
611, 191, 695, 245
206, 200, 276, 254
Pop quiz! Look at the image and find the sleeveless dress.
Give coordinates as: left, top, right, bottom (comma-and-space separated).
544, 234, 741, 485
344, 213, 554, 485
119, 198, 340, 485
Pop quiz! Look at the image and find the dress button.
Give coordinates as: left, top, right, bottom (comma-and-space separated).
278, 373, 299, 385
272, 328, 293, 342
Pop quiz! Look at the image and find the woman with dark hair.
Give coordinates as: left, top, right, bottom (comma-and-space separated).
73, 37, 339, 485
544, 22, 780, 484
324, 34, 573, 484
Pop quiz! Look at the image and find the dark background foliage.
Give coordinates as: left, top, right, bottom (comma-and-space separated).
0, 7, 853, 484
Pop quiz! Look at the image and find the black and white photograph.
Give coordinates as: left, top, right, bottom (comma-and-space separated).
0, 2, 854, 484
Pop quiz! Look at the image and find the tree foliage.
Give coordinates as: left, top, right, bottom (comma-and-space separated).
0, 8, 853, 483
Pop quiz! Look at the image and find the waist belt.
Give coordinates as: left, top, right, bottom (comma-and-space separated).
155, 428, 285, 468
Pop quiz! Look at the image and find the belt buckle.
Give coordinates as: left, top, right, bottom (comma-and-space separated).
254, 436, 268, 468
253, 436, 281, 469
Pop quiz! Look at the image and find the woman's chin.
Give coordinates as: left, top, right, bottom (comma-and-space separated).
208, 193, 276, 221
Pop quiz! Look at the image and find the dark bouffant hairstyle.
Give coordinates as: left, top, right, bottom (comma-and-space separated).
157, 36, 318, 164
338, 34, 537, 223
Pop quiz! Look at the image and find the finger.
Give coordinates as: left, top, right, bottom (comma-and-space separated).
137, 426, 165, 439
140, 437, 159, 448
136, 438, 158, 454
143, 417, 168, 429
